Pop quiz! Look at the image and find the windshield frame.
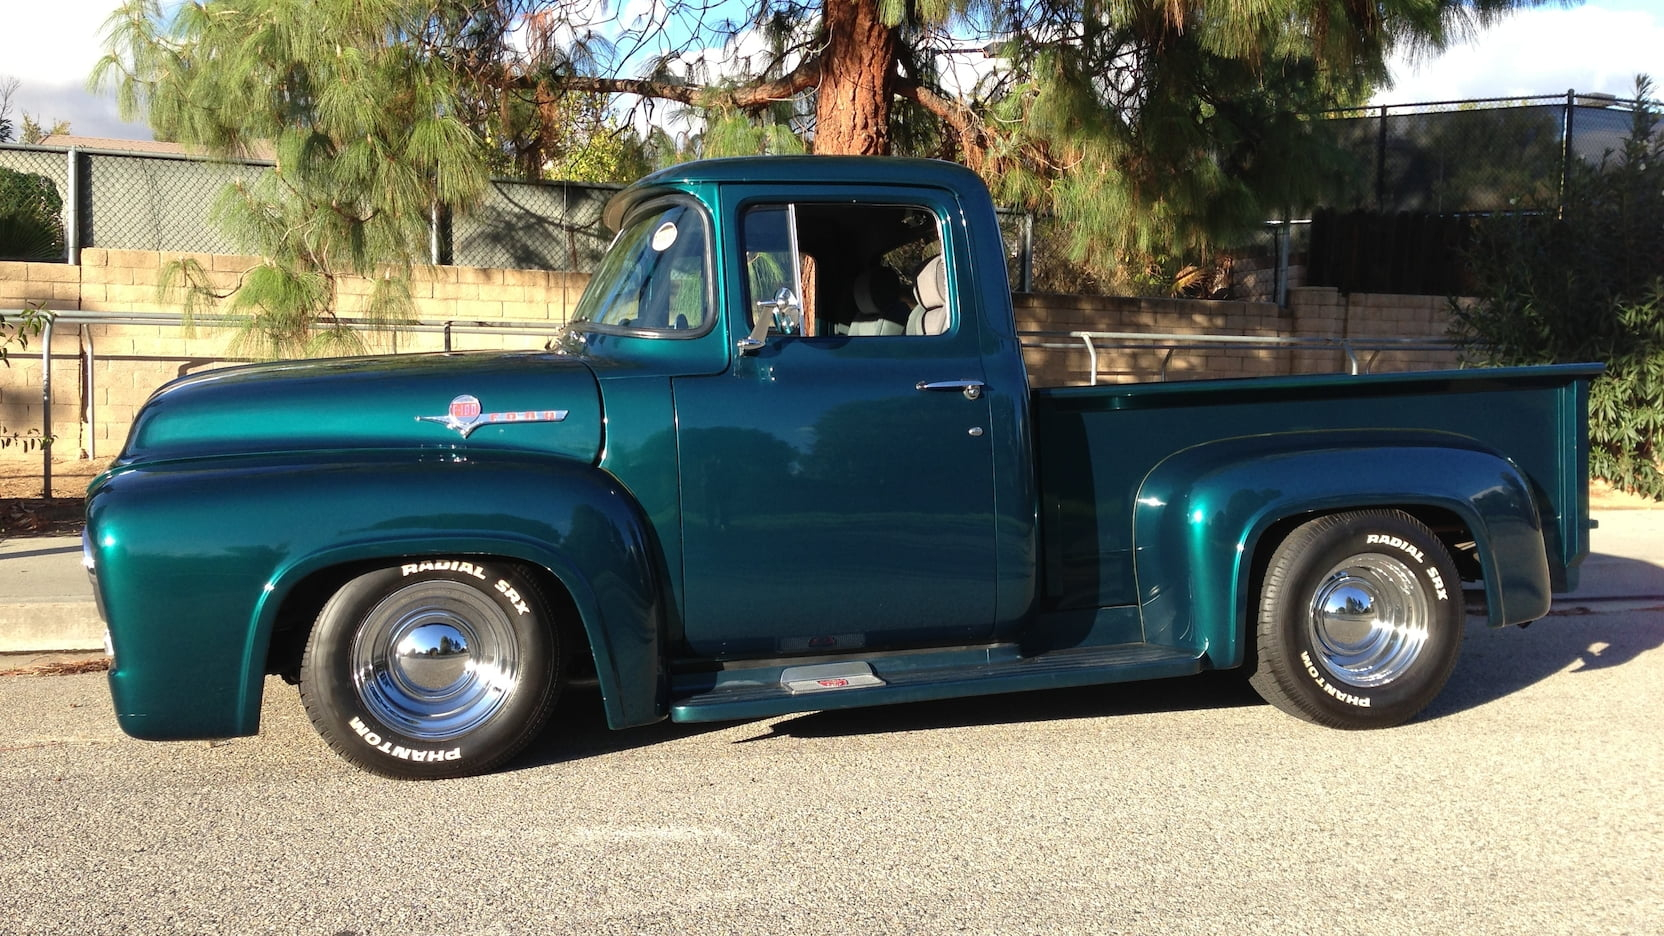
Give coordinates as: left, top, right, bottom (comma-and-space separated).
568, 194, 718, 341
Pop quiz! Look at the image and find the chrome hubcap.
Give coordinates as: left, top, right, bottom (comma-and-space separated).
351, 582, 521, 741
394, 622, 473, 693
1307, 553, 1431, 688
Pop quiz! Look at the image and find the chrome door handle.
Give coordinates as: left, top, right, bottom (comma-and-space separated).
916, 380, 985, 400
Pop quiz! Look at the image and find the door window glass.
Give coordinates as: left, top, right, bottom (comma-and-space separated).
741, 203, 947, 338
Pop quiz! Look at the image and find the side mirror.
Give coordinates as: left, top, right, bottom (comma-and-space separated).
738, 287, 803, 353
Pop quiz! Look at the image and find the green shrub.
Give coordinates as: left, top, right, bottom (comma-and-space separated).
1451, 77, 1664, 500
0, 165, 65, 261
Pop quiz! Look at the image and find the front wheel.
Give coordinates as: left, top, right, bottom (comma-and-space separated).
299, 560, 561, 779
1248, 510, 1463, 729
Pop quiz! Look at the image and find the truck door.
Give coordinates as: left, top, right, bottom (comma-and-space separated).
673, 191, 998, 658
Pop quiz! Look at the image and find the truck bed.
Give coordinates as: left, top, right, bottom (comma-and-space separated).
1031, 364, 1600, 616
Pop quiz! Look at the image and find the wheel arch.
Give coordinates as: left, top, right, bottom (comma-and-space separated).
255, 530, 665, 738
1132, 433, 1552, 671
1247, 503, 1480, 611
265, 553, 594, 688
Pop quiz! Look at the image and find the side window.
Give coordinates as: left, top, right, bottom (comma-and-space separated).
571, 201, 710, 334
741, 202, 948, 338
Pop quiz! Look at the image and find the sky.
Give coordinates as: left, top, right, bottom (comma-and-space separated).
2, 0, 1661, 143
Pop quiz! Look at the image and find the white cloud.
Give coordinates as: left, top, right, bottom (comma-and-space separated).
1379, 4, 1664, 105
2, 0, 149, 139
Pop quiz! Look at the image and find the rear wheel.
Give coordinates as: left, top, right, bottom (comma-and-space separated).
299, 560, 561, 779
1248, 510, 1463, 728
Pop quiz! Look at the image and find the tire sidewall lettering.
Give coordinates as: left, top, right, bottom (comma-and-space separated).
347, 715, 462, 762
1300, 650, 1372, 707
1363, 532, 1451, 601
361, 560, 516, 767
494, 579, 532, 616
1294, 526, 1457, 709
400, 559, 492, 580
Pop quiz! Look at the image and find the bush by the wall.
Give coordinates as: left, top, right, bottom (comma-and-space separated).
1451, 78, 1664, 500
0, 165, 65, 261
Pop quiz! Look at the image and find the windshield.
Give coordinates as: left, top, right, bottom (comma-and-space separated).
570, 201, 711, 335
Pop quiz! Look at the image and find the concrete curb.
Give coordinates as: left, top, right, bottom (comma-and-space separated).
0, 601, 104, 652
0, 534, 101, 653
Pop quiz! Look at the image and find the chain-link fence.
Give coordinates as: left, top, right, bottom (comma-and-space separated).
993, 208, 1033, 294
0, 143, 620, 269
1005, 92, 1655, 298
1303, 92, 1655, 294
452, 179, 619, 270
85, 152, 264, 255
1318, 93, 1649, 215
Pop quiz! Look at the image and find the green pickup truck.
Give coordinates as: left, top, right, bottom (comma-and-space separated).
85, 157, 1600, 779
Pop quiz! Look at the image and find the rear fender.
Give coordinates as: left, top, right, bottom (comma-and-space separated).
1131, 433, 1549, 670
89, 452, 669, 741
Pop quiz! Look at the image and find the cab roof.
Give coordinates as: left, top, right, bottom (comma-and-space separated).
601, 156, 987, 231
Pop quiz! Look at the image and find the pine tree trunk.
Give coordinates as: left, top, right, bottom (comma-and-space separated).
813, 0, 895, 155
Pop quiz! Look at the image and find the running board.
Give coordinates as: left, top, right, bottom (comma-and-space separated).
669, 643, 1204, 724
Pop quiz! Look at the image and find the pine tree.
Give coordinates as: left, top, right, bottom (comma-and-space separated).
493, 0, 1535, 275
94, 0, 1539, 350
94, 0, 493, 357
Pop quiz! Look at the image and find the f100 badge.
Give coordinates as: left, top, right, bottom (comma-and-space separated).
416, 394, 568, 439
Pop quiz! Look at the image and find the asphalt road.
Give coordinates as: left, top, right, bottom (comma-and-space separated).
2, 606, 1660, 936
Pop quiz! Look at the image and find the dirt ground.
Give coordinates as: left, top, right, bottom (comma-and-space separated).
0, 456, 112, 498
0, 456, 112, 536
1589, 479, 1663, 510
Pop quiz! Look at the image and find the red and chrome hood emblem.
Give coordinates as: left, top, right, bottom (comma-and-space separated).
416, 394, 568, 439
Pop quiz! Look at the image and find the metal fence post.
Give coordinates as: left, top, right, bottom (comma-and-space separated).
39, 315, 54, 498
429, 201, 442, 266
1558, 89, 1576, 220
1275, 216, 1290, 308
65, 148, 81, 265
1020, 212, 1034, 294
1375, 104, 1388, 211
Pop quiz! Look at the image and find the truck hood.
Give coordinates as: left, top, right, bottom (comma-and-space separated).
118, 351, 603, 465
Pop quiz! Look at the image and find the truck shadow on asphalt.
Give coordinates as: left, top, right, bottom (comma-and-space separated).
512, 554, 1664, 767
513, 691, 739, 768
1425, 553, 1664, 721
511, 671, 1265, 772
752, 672, 1267, 742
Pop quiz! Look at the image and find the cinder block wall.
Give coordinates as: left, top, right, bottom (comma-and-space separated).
1, 250, 586, 462
1016, 286, 1463, 387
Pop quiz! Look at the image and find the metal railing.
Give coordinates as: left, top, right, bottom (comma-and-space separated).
15, 309, 569, 498
1019, 330, 1460, 385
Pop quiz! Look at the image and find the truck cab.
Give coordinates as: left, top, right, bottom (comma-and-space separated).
577, 159, 1036, 661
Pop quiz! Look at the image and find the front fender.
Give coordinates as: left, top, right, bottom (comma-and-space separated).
88, 451, 669, 741
1131, 432, 1549, 670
